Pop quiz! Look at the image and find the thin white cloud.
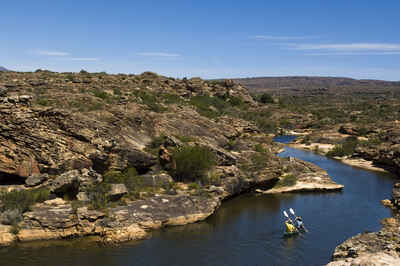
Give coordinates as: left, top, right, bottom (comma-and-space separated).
137, 52, 181, 57
253, 35, 318, 40
36, 50, 70, 56
306, 52, 400, 56
68, 57, 99, 61
292, 43, 400, 51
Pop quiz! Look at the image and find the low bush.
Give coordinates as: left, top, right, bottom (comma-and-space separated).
86, 167, 142, 209
189, 95, 229, 118
175, 135, 195, 143
170, 145, 216, 182
275, 174, 297, 187
0, 188, 50, 213
160, 93, 184, 105
188, 182, 200, 190
93, 89, 109, 100
37, 98, 50, 106
254, 143, 268, 153
133, 90, 166, 112
225, 139, 238, 151
86, 183, 110, 210
239, 151, 270, 176
326, 136, 358, 157
259, 93, 274, 104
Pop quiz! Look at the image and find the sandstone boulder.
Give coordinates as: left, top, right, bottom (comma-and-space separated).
0, 209, 22, 225
118, 149, 157, 173
50, 170, 80, 195
0, 86, 7, 97
0, 225, 16, 246
108, 184, 128, 200
76, 192, 89, 202
25, 173, 49, 187
339, 125, 358, 135
78, 168, 102, 190
141, 173, 173, 187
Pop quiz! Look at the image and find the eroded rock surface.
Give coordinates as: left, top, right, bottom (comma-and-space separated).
0, 71, 339, 247
258, 158, 343, 194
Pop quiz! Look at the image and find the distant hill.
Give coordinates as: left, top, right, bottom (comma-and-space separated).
0, 66, 9, 71
233, 76, 400, 97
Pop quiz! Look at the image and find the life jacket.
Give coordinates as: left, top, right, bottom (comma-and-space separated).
285, 222, 296, 233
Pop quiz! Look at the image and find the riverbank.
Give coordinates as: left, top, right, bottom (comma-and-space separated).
339, 158, 388, 173
287, 135, 400, 264
0, 154, 344, 247
256, 157, 343, 194
287, 138, 389, 173
0, 167, 247, 246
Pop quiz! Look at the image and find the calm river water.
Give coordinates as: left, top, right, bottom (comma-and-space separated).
2, 136, 396, 266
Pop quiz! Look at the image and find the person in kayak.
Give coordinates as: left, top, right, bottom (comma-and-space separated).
295, 216, 306, 231
285, 219, 298, 234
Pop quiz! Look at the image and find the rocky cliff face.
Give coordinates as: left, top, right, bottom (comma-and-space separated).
0, 70, 338, 247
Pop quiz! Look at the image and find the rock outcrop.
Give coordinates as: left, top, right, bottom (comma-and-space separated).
257, 157, 343, 194
0, 70, 339, 247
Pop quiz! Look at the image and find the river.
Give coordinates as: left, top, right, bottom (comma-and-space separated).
2, 136, 395, 266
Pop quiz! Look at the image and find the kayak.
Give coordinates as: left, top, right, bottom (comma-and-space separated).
297, 226, 308, 233
283, 231, 299, 237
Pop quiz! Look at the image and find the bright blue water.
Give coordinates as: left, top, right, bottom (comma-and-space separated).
3, 136, 396, 266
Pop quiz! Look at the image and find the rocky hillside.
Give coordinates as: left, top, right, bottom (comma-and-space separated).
0, 70, 340, 246
234, 76, 400, 97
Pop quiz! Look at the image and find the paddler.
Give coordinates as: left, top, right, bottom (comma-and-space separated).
295, 216, 307, 232
285, 219, 298, 234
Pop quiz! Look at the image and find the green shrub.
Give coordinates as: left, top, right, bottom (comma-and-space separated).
103, 168, 140, 189
275, 174, 297, 187
93, 89, 109, 100
175, 135, 195, 143
259, 93, 274, 104
188, 182, 200, 190
326, 145, 346, 157
228, 96, 245, 107
225, 139, 238, 151
145, 135, 167, 155
160, 93, 184, 105
326, 137, 358, 157
254, 143, 267, 153
239, 151, 270, 175
0, 188, 50, 213
189, 95, 229, 118
86, 183, 111, 210
86, 167, 143, 209
37, 98, 50, 106
86, 102, 104, 111
170, 146, 216, 182
133, 90, 166, 112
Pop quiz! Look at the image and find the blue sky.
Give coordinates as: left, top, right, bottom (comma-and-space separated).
2, 0, 400, 80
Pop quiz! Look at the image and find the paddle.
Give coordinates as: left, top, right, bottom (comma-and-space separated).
289, 208, 308, 232
283, 210, 289, 218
